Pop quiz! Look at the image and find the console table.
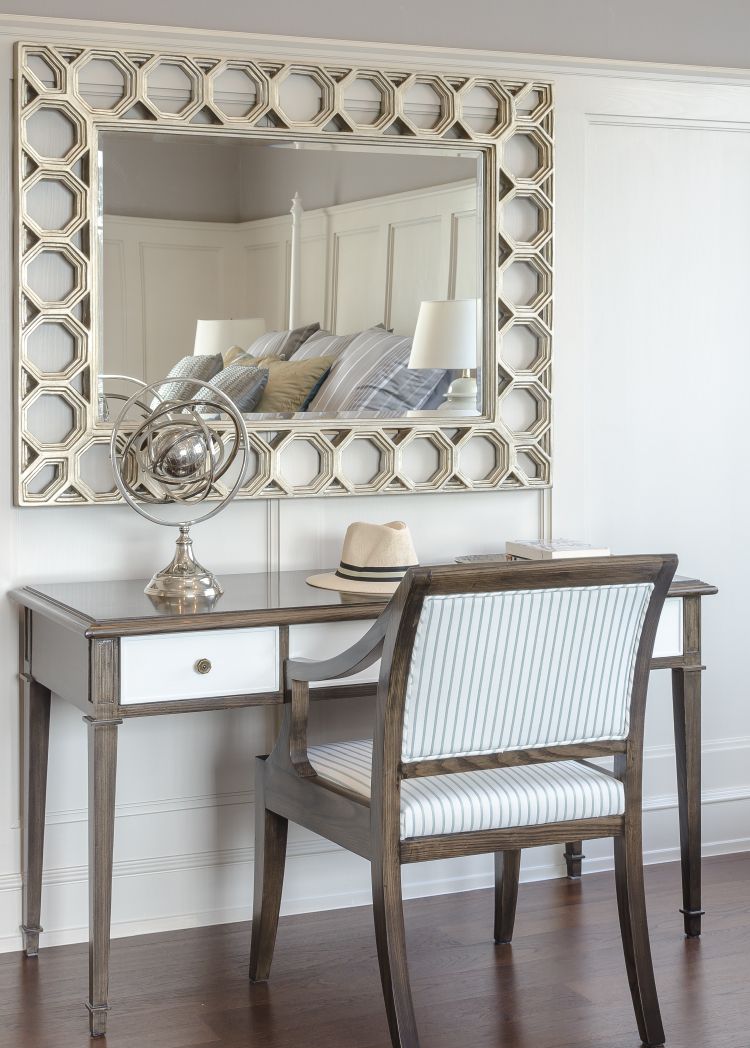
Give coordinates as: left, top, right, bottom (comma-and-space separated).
10, 570, 717, 1037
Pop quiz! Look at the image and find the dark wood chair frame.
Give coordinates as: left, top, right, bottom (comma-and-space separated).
249, 554, 678, 1048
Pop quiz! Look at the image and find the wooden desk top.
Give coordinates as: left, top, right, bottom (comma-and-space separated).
10, 568, 717, 640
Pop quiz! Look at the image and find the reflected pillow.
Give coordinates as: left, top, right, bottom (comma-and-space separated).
232, 353, 335, 413
196, 364, 268, 413
307, 330, 446, 414
291, 324, 391, 362
300, 365, 333, 410
159, 353, 223, 402
227, 322, 320, 363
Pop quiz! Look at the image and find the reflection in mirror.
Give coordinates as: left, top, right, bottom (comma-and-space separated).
98, 132, 484, 421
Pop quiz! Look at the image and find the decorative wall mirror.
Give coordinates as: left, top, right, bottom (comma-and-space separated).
14, 42, 553, 505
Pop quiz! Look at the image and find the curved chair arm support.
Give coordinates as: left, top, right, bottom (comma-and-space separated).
286, 611, 390, 687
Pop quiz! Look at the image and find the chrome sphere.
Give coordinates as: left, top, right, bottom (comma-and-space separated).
110, 380, 248, 527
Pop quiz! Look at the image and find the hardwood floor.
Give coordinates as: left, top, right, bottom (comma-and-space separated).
1, 853, 748, 1048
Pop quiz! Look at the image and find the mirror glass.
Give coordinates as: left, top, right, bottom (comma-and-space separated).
98, 131, 484, 420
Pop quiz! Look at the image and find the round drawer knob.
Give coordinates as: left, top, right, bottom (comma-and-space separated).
194, 658, 212, 675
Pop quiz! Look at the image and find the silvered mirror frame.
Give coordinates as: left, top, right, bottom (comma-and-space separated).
14, 40, 553, 506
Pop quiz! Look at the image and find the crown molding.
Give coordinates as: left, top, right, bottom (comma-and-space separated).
2, 11, 750, 87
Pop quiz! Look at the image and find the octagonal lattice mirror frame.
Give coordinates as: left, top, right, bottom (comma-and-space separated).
14, 41, 553, 506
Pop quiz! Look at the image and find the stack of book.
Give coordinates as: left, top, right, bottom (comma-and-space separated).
456, 540, 610, 564
505, 539, 611, 561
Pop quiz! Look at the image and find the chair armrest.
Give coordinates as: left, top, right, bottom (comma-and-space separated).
286, 613, 389, 687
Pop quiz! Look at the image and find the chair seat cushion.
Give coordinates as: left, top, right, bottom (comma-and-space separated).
308, 739, 624, 840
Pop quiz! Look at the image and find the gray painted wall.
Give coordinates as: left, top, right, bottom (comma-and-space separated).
102, 132, 477, 222
2, 0, 749, 69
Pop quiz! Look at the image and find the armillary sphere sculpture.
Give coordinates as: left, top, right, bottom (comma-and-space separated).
110, 377, 248, 602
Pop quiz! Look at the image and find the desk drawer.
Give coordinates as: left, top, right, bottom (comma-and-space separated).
120, 627, 279, 705
654, 598, 683, 659
289, 620, 380, 689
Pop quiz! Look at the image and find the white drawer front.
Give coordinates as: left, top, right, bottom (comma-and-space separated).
654, 598, 683, 659
120, 627, 279, 705
289, 620, 380, 688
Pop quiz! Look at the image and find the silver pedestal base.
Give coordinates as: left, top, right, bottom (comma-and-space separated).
144, 526, 223, 602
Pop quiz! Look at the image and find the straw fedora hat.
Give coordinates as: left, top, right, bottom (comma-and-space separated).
306, 520, 419, 596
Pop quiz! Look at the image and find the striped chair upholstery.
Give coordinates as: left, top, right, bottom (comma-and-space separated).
307, 329, 447, 413
307, 581, 652, 840
308, 739, 624, 839
402, 583, 654, 762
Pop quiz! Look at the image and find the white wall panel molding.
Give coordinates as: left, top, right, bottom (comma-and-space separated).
587, 114, 750, 132
1, 789, 748, 954
45, 788, 255, 827
104, 180, 478, 377
9, 732, 742, 832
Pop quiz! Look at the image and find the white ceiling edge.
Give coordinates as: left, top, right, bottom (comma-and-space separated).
3, 11, 750, 87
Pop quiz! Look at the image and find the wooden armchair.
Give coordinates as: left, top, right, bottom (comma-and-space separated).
249, 555, 677, 1048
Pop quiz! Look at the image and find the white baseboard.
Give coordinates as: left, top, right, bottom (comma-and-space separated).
0, 810, 748, 955
2, 741, 747, 954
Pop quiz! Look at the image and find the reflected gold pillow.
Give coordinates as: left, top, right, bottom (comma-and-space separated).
232, 353, 335, 413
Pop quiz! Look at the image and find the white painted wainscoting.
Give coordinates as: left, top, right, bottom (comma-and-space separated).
1, 15, 749, 951
103, 180, 477, 381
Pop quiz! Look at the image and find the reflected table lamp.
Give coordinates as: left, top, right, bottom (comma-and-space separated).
408, 299, 478, 413
194, 318, 266, 357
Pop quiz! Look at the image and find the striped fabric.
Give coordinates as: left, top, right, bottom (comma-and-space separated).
291, 324, 394, 363
401, 584, 654, 762
158, 353, 222, 403
243, 322, 320, 361
307, 329, 447, 414
308, 739, 624, 839
206, 364, 268, 413
291, 329, 360, 362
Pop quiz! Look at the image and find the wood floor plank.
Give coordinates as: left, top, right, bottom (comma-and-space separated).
0, 854, 748, 1047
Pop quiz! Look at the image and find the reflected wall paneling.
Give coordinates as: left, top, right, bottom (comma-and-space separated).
104, 180, 479, 380
15, 42, 554, 505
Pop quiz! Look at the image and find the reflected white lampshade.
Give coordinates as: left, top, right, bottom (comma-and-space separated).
193, 318, 266, 357
408, 300, 479, 413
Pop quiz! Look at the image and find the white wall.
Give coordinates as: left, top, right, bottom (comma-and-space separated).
2, 16, 750, 951
101, 131, 475, 223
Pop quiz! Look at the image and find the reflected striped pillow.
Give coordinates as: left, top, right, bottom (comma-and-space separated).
195, 364, 268, 413
238, 322, 320, 362
308, 329, 446, 414
292, 325, 389, 363
158, 354, 222, 402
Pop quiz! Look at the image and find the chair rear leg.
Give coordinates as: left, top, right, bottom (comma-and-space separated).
249, 758, 288, 983
614, 831, 665, 1047
564, 839, 585, 878
372, 853, 420, 1048
494, 849, 521, 944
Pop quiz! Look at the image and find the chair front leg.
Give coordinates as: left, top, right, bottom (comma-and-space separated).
372, 851, 420, 1048
614, 827, 665, 1047
494, 850, 521, 944
249, 757, 289, 983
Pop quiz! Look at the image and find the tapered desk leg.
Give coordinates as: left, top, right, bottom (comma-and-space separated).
85, 716, 120, 1037
21, 678, 51, 957
563, 841, 585, 878
672, 666, 703, 937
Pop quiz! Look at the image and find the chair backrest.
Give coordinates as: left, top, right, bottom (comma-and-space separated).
382, 556, 676, 769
